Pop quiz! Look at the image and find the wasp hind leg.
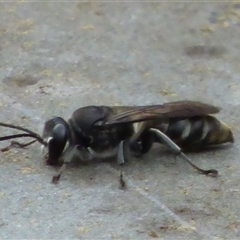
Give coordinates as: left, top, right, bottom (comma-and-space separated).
149, 128, 218, 177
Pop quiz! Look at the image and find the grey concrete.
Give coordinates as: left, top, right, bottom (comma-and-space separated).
0, 2, 240, 239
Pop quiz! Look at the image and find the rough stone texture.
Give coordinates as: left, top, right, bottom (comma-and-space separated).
0, 2, 240, 239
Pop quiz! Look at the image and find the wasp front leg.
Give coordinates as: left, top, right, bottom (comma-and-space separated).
52, 145, 92, 183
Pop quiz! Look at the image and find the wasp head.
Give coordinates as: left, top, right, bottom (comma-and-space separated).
42, 117, 69, 165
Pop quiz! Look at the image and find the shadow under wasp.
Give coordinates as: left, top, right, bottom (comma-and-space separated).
0, 100, 234, 188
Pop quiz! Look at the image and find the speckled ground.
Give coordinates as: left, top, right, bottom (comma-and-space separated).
0, 2, 240, 239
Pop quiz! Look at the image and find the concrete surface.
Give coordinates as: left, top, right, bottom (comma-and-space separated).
0, 2, 240, 239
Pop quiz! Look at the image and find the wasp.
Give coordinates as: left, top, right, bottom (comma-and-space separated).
0, 101, 233, 187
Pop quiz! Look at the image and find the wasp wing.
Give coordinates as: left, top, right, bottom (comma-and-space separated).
106, 101, 220, 125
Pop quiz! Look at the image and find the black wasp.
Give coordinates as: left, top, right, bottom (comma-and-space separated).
0, 101, 233, 187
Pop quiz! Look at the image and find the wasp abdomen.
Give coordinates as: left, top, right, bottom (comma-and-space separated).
156, 116, 233, 150
204, 116, 234, 145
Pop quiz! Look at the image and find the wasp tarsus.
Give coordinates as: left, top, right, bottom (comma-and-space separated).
52, 174, 61, 184
119, 174, 126, 189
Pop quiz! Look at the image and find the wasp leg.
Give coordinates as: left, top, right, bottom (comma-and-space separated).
117, 140, 128, 189
128, 130, 154, 160
52, 145, 92, 184
129, 122, 154, 156
149, 128, 218, 177
140, 131, 154, 154
117, 140, 125, 165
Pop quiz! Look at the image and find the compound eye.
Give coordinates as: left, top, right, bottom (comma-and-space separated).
42, 117, 68, 139
46, 124, 68, 165
53, 124, 68, 141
